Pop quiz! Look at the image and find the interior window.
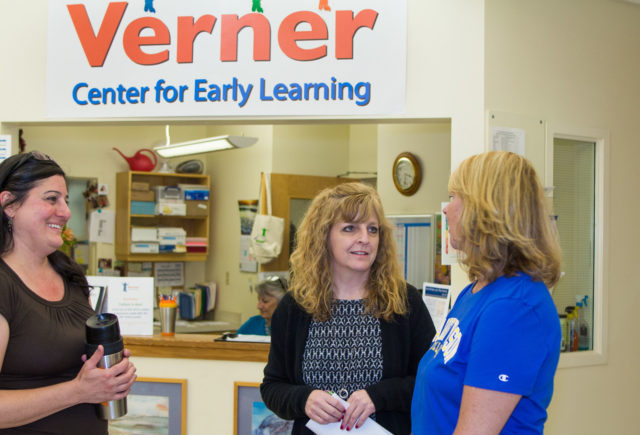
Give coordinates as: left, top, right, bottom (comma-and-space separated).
552, 138, 595, 352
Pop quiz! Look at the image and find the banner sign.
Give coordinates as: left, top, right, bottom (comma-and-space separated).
47, 0, 407, 118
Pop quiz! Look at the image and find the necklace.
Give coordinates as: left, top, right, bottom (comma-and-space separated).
331, 300, 355, 400
333, 324, 351, 400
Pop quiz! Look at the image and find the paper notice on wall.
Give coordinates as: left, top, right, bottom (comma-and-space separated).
422, 282, 451, 335
238, 200, 259, 272
88, 210, 115, 244
154, 262, 184, 287
490, 126, 525, 156
87, 276, 154, 336
0, 135, 11, 163
239, 235, 258, 272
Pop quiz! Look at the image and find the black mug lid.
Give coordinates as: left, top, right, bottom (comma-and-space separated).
85, 313, 121, 344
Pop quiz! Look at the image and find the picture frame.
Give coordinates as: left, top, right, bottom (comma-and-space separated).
234, 381, 293, 435
109, 377, 187, 435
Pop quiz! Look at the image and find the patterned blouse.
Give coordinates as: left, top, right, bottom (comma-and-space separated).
302, 299, 383, 400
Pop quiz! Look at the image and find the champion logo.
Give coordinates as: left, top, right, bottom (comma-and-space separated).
498, 374, 510, 382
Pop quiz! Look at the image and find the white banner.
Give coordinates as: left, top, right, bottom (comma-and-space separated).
47, 0, 406, 118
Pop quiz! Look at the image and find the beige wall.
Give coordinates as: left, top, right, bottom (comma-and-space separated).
272, 124, 350, 176
348, 124, 378, 176
378, 122, 451, 216
485, 0, 640, 432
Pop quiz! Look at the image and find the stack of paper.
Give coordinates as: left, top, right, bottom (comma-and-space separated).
158, 227, 187, 253
305, 393, 392, 434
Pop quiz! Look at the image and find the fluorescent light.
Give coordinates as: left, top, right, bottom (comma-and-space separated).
153, 135, 257, 158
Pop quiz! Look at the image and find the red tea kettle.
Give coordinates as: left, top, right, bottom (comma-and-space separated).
113, 147, 158, 172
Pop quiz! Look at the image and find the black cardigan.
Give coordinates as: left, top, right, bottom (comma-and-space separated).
260, 284, 436, 434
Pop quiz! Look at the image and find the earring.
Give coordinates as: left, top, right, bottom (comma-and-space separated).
6, 217, 12, 233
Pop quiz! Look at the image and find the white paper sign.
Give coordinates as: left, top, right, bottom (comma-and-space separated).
422, 282, 451, 335
239, 235, 258, 272
490, 126, 526, 156
87, 276, 154, 336
154, 262, 184, 287
88, 209, 115, 244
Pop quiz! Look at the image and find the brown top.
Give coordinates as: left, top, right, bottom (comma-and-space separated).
0, 259, 105, 435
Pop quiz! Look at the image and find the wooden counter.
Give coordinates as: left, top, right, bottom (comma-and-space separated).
124, 334, 270, 362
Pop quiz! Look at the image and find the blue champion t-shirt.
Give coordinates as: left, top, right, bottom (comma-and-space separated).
411, 273, 561, 434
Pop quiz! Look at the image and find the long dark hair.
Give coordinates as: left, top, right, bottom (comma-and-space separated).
0, 152, 89, 295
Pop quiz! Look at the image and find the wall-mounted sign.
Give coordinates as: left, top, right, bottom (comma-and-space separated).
47, 0, 407, 118
87, 276, 154, 336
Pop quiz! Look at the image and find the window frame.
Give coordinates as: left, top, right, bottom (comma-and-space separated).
546, 125, 609, 368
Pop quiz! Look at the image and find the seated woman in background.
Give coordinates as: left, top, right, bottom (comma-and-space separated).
237, 276, 287, 336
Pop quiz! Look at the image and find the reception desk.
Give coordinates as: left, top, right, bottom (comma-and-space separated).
124, 333, 270, 362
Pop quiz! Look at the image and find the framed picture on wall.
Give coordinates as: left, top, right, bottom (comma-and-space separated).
109, 377, 187, 435
234, 381, 293, 435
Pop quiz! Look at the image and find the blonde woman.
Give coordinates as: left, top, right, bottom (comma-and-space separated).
412, 151, 562, 434
261, 182, 435, 434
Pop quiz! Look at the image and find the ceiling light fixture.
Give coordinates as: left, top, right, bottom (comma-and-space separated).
153, 126, 257, 158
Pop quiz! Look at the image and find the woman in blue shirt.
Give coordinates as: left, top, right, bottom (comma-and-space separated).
412, 151, 563, 434
237, 276, 287, 335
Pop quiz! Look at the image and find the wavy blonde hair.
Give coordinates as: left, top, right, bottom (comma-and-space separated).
289, 182, 406, 322
449, 151, 562, 288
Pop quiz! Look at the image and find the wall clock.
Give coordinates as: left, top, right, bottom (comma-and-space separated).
392, 152, 422, 196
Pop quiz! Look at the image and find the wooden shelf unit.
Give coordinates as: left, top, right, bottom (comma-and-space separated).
115, 171, 210, 262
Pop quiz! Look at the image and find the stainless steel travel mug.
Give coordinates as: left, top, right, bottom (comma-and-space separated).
159, 305, 177, 336
85, 313, 128, 420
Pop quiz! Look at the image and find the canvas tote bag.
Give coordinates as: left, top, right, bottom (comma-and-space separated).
249, 173, 285, 264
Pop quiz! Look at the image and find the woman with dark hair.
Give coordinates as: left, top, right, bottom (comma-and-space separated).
411, 151, 563, 434
0, 152, 137, 434
261, 182, 435, 434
